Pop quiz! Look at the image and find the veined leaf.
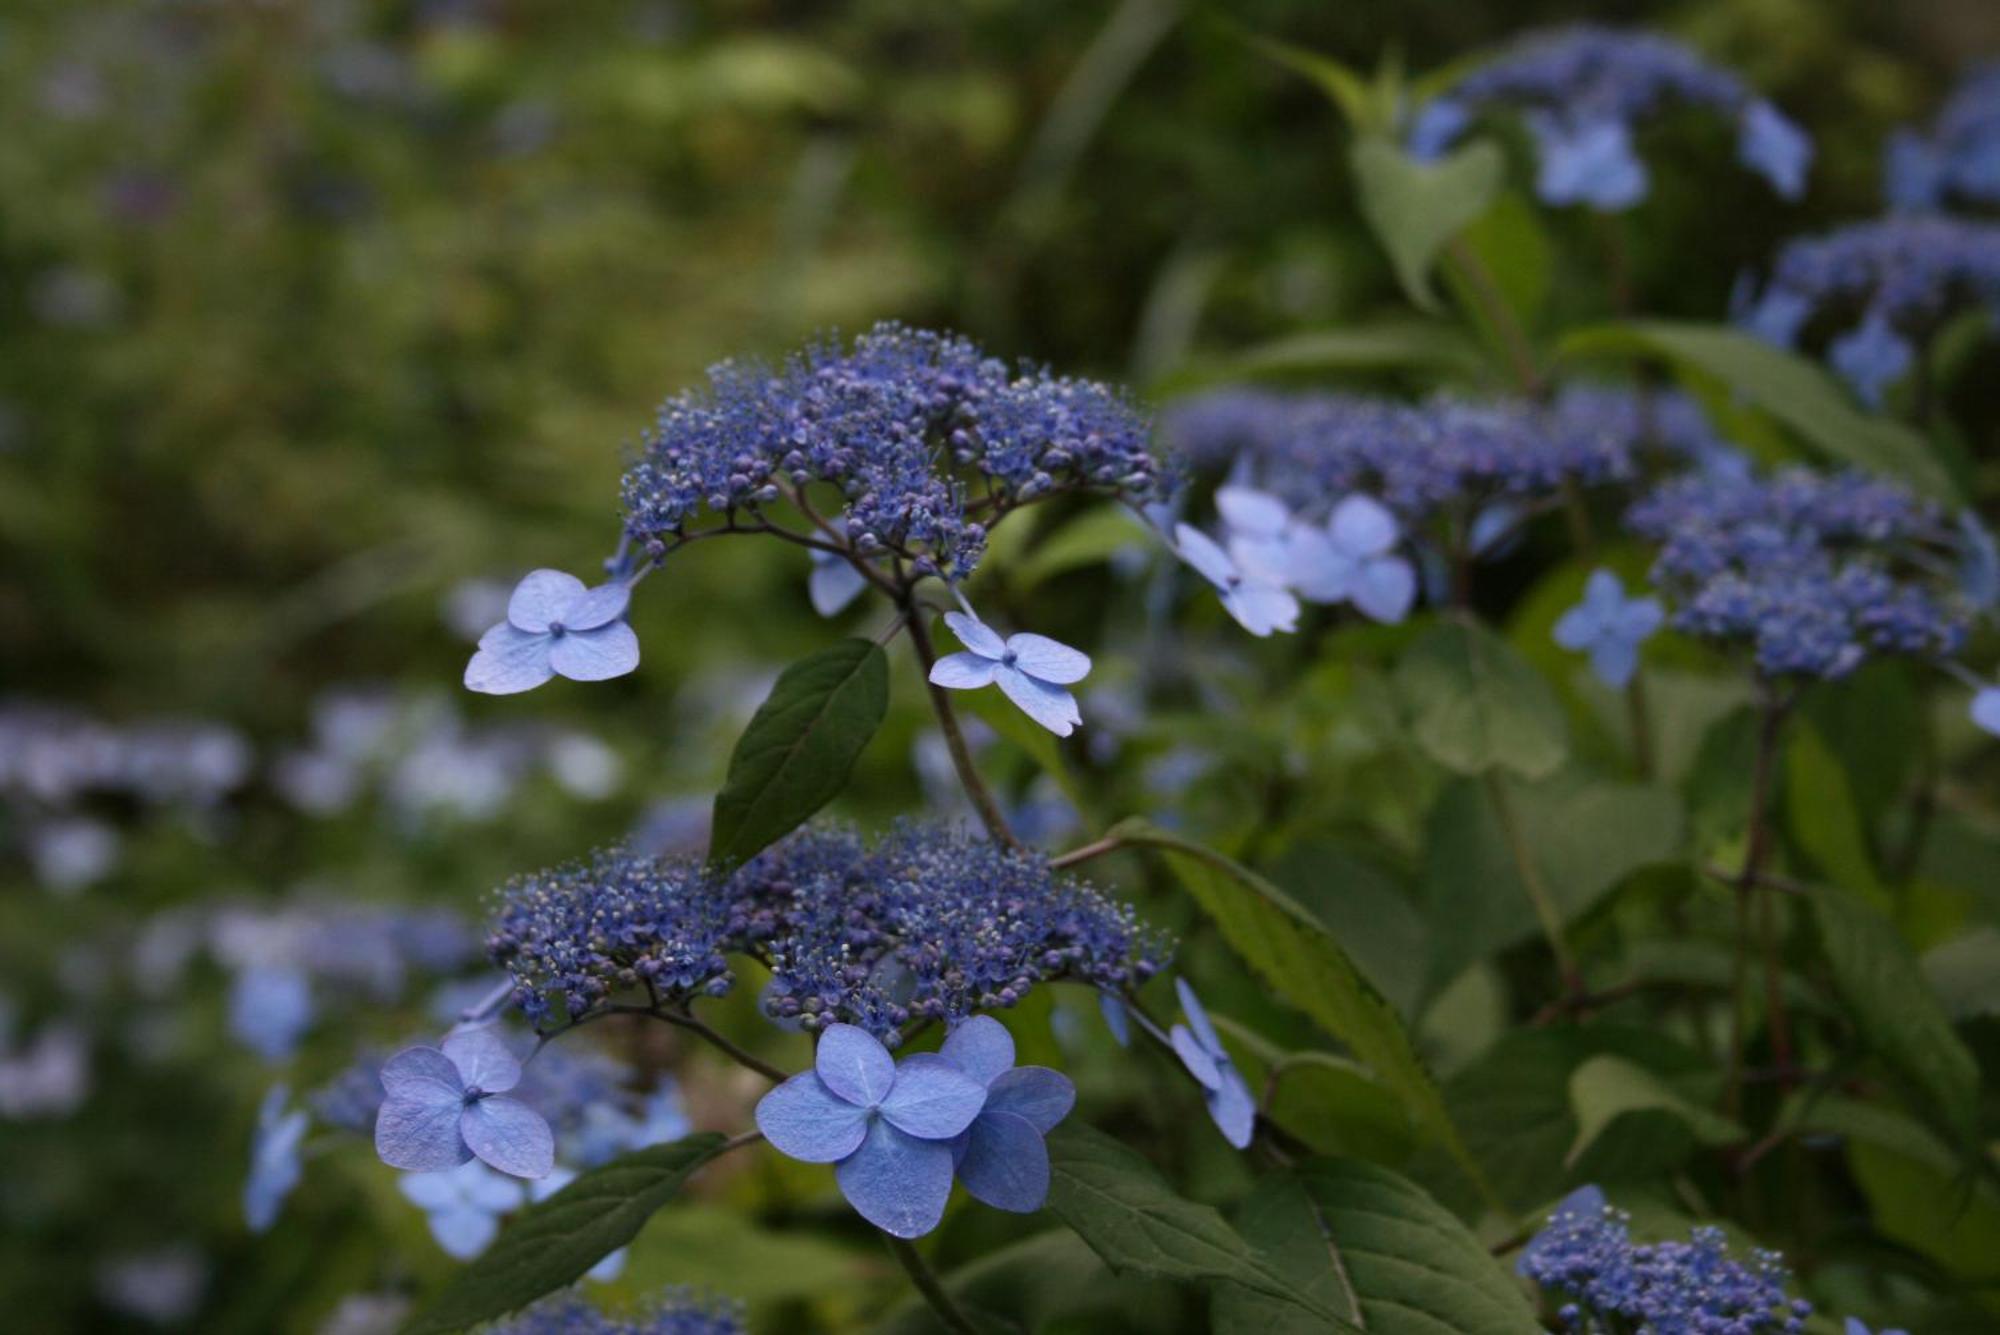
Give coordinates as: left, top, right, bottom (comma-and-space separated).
708, 638, 887, 869
1045, 1124, 1354, 1327
1213, 1159, 1543, 1334
1350, 136, 1505, 313
1397, 619, 1569, 779
1105, 819, 1499, 1210
404, 1135, 731, 1334
1564, 1055, 1742, 1168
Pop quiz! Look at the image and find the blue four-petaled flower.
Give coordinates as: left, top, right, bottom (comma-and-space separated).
1553, 569, 1664, 688
465, 569, 639, 695
936, 1016, 1076, 1213
929, 609, 1091, 738
398, 1159, 526, 1259
1169, 978, 1254, 1149
755, 1023, 987, 1238
374, 1027, 554, 1179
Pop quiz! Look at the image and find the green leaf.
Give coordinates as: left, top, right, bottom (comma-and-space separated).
1810, 878, 1980, 1143
1014, 505, 1148, 591
1045, 1124, 1355, 1327
1154, 322, 1486, 393
1227, 27, 1385, 130
1397, 619, 1569, 779
403, 1135, 730, 1335
1213, 1159, 1543, 1335
1783, 723, 1884, 898
1564, 1055, 1742, 1168
708, 638, 887, 868
1349, 136, 1505, 313
1558, 320, 1960, 501
1104, 819, 1498, 1211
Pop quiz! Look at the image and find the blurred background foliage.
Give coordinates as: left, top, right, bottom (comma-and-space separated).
4, 0, 2000, 1331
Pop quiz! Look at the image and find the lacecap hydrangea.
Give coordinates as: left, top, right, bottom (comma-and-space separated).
1407, 25, 1811, 210
619, 322, 1170, 584
1626, 466, 1970, 678
1737, 216, 2000, 404
486, 1289, 743, 1335
487, 823, 1169, 1040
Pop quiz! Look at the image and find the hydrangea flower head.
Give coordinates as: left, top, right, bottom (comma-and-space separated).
756, 1022, 988, 1237
244, 1084, 308, 1233
228, 965, 314, 1064
1554, 569, 1664, 687
374, 1026, 554, 1179
936, 1015, 1076, 1212
1738, 217, 2000, 404
1169, 978, 1254, 1149
1407, 25, 1810, 208
464, 570, 639, 695
399, 1160, 526, 1259
928, 608, 1090, 737
490, 1289, 745, 1335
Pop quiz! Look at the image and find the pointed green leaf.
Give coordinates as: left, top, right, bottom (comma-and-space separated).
1214, 1159, 1543, 1334
1105, 820, 1499, 1211
1045, 1124, 1355, 1327
1558, 320, 1960, 501
403, 1134, 731, 1335
1397, 619, 1569, 779
1350, 136, 1505, 312
708, 638, 887, 869
1564, 1055, 1742, 1168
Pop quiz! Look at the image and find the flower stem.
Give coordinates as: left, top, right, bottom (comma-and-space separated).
1049, 831, 1129, 870
905, 607, 1021, 848
1444, 238, 1545, 398
659, 1007, 788, 1084
1724, 695, 1788, 1116
1625, 671, 1655, 780
885, 1236, 979, 1335
1484, 770, 1582, 997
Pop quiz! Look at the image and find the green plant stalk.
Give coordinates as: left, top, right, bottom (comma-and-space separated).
1625, 671, 1655, 780
1724, 696, 1789, 1117
1444, 237, 1545, 398
905, 606, 1021, 848
1483, 770, 1581, 995
885, 1236, 980, 1335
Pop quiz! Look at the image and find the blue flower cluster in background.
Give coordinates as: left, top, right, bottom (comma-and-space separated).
1408, 25, 1811, 209
488, 1289, 744, 1335
1519, 1187, 1811, 1333
1885, 63, 2000, 212
488, 822, 1168, 1038
1627, 467, 1970, 678
1739, 216, 2000, 404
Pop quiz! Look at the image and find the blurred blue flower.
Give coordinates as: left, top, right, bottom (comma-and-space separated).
374, 1027, 553, 1179
26, 817, 120, 895
1171, 522, 1299, 637
229, 965, 314, 1064
1845, 1320, 1909, 1335
1828, 311, 1914, 407
755, 1022, 987, 1238
808, 526, 869, 618
1169, 978, 1254, 1149
464, 570, 639, 695
245, 1084, 309, 1233
1098, 992, 1132, 1048
399, 1159, 525, 1259
1528, 115, 1648, 210
1289, 495, 1418, 624
1959, 511, 1999, 609
1554, 570, 1664, 688
936, 1015, 1075, 1213
1972, 686, 2000, 737
929, 608, 1090, 737
1738, 101, 1812, 199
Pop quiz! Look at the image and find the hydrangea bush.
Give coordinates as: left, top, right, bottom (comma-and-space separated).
8, 8, 2000, 1334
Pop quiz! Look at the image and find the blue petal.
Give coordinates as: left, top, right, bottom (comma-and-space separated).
809, 560, 868, 618
376, 1095, 474, 1172
985, 1067, 1075, 1135
1738, 101, 1811, 200
585, 1247, 628, 1283
1350, 556, 1416, 624
564, 581, 632, 631
397, 1170, 463, 1212
835, 1119, 956, 1239
1590, 639, 1640, 690
815, 1023, 895, 1108
507, 570, 588, 632
442, 1027, 522, 1094
1552, 606, 1599, 653
428, 1202, 501, 1260
1005, 633, 1091, 686
1098, 992, 1131, 1047
877, 1054, 988, 1140
548, 622, 640, 683
464, 626, 554, 695
1207, 1069, 1256, 1149
1222, 584, 1299, 638
956, 1110, 1051, 1213
460, 1095, 554, 1179
943, 610, 1007, 659
1174, 977, 1223, 1057
994, 666, 1081, 738
928, 651, 998, 690
1171, 1025, 1222, 1091
1971, 687, 2000, 738
938, 1015, 1015, 1087
756, 1072, 870, 1163
380, 1046, 463, 1107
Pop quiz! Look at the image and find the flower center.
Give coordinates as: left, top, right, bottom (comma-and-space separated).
1000, 649, 1017, 666
547, 621, 567, 638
